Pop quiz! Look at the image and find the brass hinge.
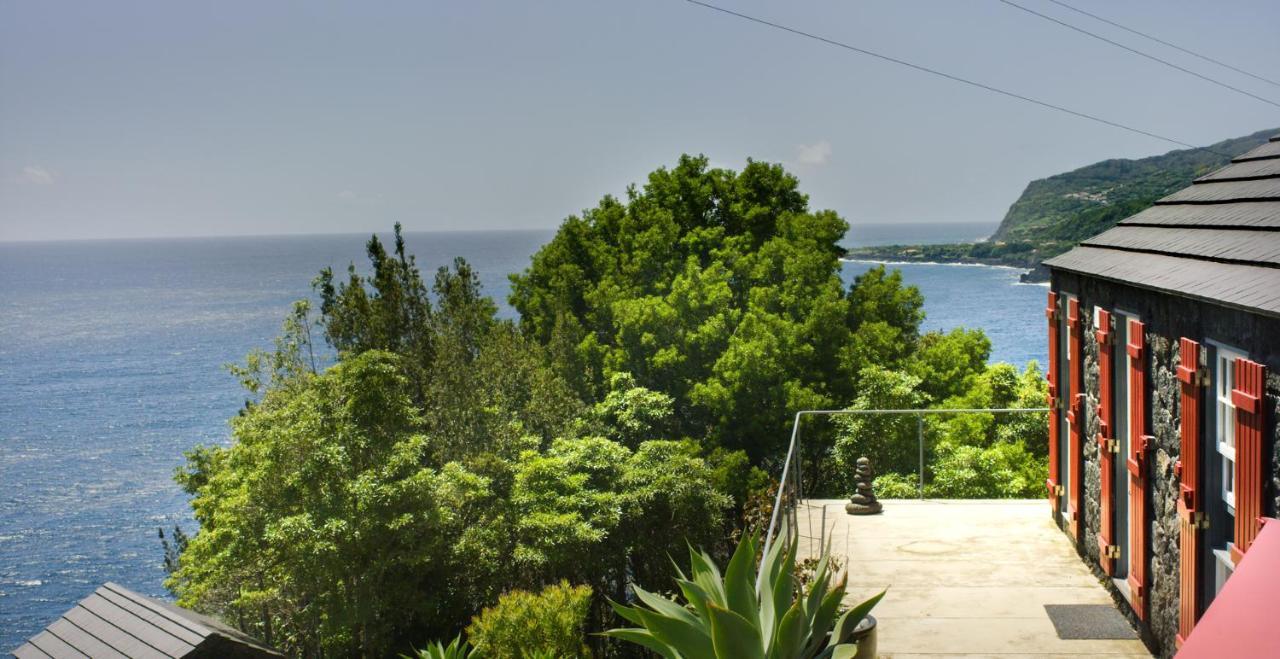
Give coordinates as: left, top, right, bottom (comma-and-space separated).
1103, 544, 1121, 559
1055, 484, 1064, 496
1103, 437, 1118, 454
1193, 511, 1210, 530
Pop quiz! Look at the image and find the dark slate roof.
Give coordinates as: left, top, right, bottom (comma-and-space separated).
11, 583, 282, 659
1045, 133, 1280, 318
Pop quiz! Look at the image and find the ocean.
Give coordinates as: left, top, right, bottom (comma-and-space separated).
0, 222, 1044, 648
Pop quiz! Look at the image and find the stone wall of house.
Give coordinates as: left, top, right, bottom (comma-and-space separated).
1050, 271, 1280, 658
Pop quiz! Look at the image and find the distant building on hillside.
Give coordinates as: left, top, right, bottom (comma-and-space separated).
1042, 133, 1280, 656
12, 582, 281, 658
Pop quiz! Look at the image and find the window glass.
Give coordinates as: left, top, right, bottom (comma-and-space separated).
1215, 345, 1244, 510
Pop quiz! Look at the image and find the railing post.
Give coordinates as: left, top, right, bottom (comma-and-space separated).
917, 413, 925, 499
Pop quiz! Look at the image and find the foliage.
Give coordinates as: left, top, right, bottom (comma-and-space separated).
168, 147, 1034, 655
870, 473, 918, 499
832, 366, 926, 486
169, 228, 739, 657
585, 372, 676, 448
169, 351, 445, 656
465, 581, 593, 659
833, 359, 1049, 500
314, 223, 583, 461
510, 155, 924, 460
403, 636, 473, 659
907, 329, 990, 403
605, 532, 884, 659
158, 526, 188, 577
927, 441, 1044, 498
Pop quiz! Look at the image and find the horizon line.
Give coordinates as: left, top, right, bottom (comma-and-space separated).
0, 219, 1001, 246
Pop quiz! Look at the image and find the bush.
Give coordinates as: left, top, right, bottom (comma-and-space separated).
466, 581, 593, 659
927, 441, 1044, 498
873, 472, 919, 498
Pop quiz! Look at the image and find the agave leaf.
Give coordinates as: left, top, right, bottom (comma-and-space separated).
689, 545, 727, 607
676, 577, 714, 623
633, 585, 701, 627
827, 588, 886, 647
707, 603, 766, 659
608, 598, 646, 627
601, 628, 680, 659
724, 531, 760, 620
634, 606, 715, 658
829, 643, 859, 659
761, 542, 793, 644
766, 600, 807, 659
802, 584, 847, 657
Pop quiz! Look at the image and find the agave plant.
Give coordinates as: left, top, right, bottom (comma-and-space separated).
402, 635, 472, 659
606, 532, 885, 659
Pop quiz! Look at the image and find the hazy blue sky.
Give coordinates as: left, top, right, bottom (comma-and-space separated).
2, 0, 1277, 242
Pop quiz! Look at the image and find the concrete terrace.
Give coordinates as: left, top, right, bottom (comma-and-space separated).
797, 499, 1151, 658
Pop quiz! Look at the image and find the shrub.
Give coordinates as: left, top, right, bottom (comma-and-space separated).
927, 441, 1044, 498
466, 581, 593, 659
872, 472, 919, 499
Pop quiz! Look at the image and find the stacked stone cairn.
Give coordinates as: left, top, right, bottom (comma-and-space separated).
845, 456, 883, 515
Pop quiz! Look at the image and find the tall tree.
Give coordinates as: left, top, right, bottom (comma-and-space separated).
511, 155, 925, 459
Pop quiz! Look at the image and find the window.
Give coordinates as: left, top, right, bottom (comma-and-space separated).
1209, 341, 1246, 596
1214, 345, 1244, 511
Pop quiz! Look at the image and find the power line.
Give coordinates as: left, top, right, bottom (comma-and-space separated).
682, 0, 1229, 155
997, 0, 1280, 110
1043, 0, 1280, 90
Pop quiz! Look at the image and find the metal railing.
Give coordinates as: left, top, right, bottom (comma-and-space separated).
758, 407, 1049, 588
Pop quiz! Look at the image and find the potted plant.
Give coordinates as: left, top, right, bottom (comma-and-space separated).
605, 532, 885, 658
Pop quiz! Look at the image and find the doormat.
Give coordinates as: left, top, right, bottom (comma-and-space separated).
1044, 604, 1138, 640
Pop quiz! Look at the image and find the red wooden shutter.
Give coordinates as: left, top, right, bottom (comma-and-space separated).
1176, 338, 1204, 647
1046, 291, 1061, 506
1126, 318, 1151, 619
1095, 309, 1116, 574
1067, 298, 1084, 541
1230, 357, 1267, 564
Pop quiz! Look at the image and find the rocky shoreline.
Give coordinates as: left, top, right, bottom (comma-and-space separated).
842, 244, 1052, 283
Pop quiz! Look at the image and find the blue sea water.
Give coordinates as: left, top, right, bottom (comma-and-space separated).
0, 222, 1044, 648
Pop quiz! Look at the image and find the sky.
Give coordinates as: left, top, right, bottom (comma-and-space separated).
1, 0, 1278, 242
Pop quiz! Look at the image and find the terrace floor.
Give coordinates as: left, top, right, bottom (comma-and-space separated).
796, 499, 1151, 658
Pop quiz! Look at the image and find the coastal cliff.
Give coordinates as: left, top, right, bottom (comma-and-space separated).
846, 128, 1277, 281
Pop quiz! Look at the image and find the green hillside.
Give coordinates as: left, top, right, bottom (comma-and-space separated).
991, 128, 1276, 243
847, 127, 1277, 277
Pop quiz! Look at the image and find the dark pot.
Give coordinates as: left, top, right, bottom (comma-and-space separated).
848, 614, 877, 659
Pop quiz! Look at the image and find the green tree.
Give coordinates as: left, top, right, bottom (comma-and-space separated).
511, 155, 926, 460
170, 351, 447, 657
832, 366, 927, 488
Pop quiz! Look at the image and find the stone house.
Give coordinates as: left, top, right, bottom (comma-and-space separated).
1042, 133, 1280, 656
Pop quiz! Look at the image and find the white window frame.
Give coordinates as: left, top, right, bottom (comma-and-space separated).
1213, 547, 1234, 597
1211, 342, 1245, 512
1061, 294, 1076, 498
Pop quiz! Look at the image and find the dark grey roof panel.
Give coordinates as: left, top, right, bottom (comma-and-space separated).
94, 587, 204, 647
14, 632, 69, 658
1159, 177, 1280, 203
45, 618, 129, 659
12, 583, 283, 658
1082, 226, 1280, 265
1044, 246, 1280, 317
1197, 158, 1280, 182
80, 593, 196, 657
62, 606, 168, 659
1234, 140, 1280, 162
1120, 201, 1280, 228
